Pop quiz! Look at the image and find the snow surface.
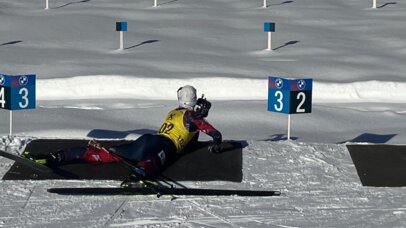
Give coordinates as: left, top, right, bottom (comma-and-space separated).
1, 0, 406, 227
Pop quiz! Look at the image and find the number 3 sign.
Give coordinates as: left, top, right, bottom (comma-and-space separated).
0, 74, 36, 110
268, 77, 312, 114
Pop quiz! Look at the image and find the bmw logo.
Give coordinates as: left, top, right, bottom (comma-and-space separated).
275, 78, 283, 89
19, 75, 28, 86
297, 80, 306, 90
0, 75, 4, 85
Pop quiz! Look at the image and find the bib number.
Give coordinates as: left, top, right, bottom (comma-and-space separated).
159, 122, 174, 134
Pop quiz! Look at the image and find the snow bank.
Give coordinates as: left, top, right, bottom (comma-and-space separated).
38, 76, 406, 103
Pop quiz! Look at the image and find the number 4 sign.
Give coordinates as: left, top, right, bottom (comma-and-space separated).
268, 76, 313, 139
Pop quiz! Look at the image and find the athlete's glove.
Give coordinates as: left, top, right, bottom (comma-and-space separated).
208, 143, 222, 153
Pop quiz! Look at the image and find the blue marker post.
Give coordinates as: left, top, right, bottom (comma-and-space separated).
268, 76, 313, 140
116, 22, 128, 50
0, 74, 36, 136
264, 22, 276, 50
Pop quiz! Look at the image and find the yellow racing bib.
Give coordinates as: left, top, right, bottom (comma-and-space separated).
158, 109, 198, 152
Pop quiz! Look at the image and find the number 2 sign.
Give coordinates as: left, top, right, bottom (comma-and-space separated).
0, 74, 36, 111
268, 77, 312, 114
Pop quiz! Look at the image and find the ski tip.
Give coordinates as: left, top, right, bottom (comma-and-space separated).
47, 188, 76, 195
47, 188, 59, 194
47, 188, 86, 195
274, 190, 282, 196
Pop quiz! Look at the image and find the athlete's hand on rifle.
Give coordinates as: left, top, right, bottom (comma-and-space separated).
208, 143, 222, 153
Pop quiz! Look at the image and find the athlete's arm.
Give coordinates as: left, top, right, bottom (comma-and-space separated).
192, 118, 222, 146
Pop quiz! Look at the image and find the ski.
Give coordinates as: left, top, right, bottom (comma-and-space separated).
0, 149, 53, 173
47, 186, 281, 197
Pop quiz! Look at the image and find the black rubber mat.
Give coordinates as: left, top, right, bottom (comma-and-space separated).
2, 139, 243, 182
347, 144, 406, 187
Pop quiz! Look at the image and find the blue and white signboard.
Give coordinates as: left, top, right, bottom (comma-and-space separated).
268, 76, 312, 114
264, 22, 276, 32
116, 22, 128, 32
0, 74, 36, 110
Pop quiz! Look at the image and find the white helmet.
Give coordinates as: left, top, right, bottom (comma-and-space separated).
177, 85, 197, 109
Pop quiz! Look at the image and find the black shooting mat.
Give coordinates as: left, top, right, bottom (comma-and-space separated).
2, 139, 242, 182
347, 144, 406, 187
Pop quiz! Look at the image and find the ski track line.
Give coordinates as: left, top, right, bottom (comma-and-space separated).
21, 186, 35, 210
187, 199, 243, 228
103, 198, 129, 228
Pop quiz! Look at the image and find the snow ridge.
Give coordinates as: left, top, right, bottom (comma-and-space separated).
39, 75, 406, 103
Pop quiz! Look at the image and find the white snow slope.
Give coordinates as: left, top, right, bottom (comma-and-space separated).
1, 0, 406, 227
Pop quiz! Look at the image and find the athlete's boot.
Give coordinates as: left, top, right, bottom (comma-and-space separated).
120, 167, 153, 188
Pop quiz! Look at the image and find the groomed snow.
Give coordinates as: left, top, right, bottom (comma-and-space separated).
1, 0, 406, 227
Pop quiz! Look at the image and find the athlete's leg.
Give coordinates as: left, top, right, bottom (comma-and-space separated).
108, 134, 154, 161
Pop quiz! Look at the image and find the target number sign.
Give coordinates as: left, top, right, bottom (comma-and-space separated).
268, 77, 312, 114
0, 74, 36, 110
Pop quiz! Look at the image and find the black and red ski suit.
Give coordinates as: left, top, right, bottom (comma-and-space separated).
66, 107, 222, 177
